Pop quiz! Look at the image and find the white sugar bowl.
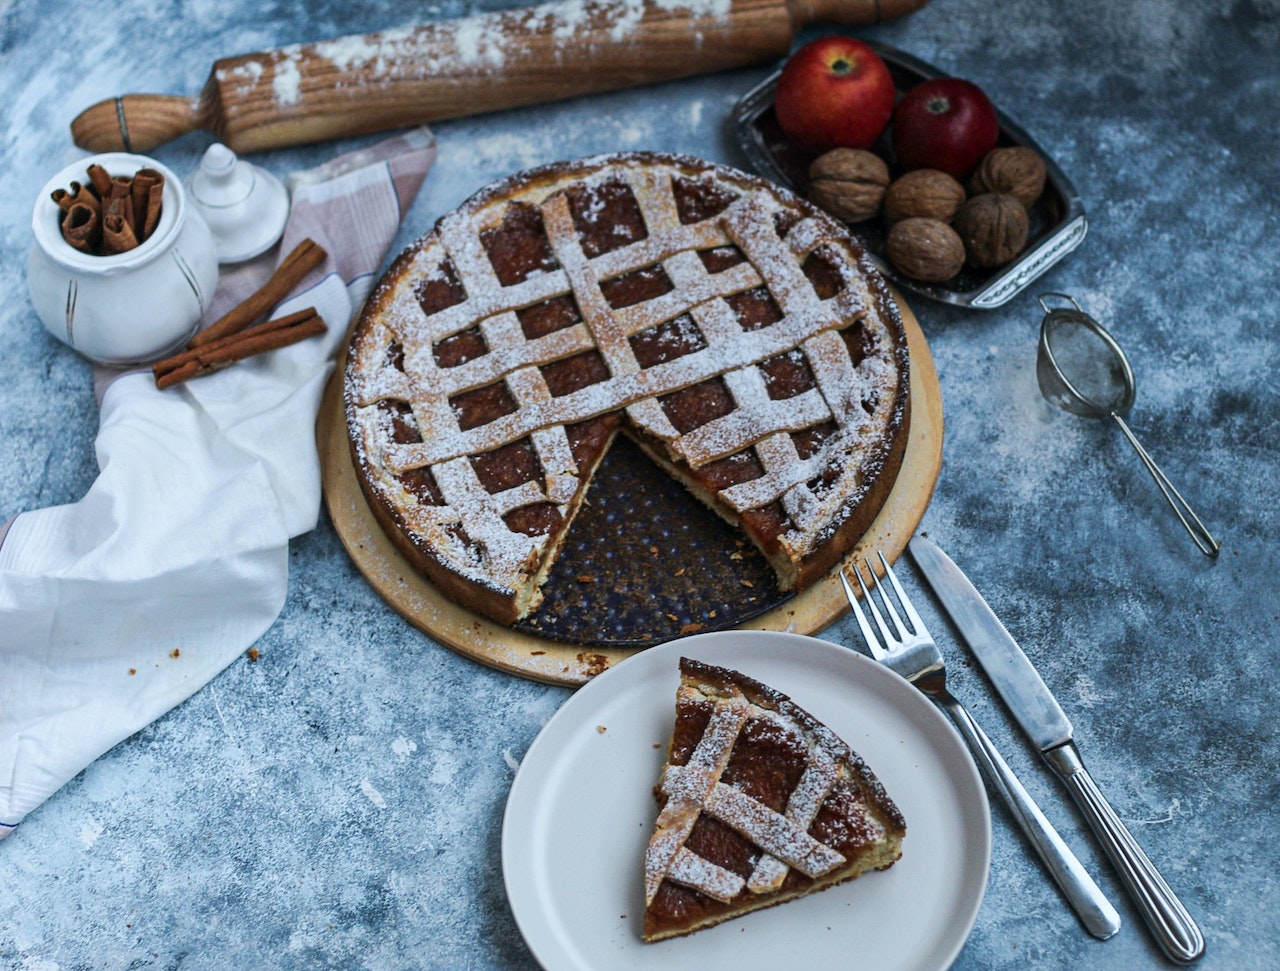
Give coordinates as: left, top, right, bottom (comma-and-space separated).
27, 152, 219, 367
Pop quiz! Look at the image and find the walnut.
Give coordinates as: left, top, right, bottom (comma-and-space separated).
883, 169, 966, 223
954, 193, 1029, 268
969, 147, 1046, 209
807, 148, 890, 223
885, 218, 966, 282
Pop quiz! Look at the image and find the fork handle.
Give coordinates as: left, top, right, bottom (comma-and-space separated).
1044, 742, 1206, 964
938, 696, 1122, 940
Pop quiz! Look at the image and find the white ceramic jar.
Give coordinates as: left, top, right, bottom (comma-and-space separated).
27, 152, 219, 366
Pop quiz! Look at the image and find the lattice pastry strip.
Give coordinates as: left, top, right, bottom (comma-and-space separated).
805, 328, 886, 435
498, 352, 580, 504
645, 692, 752, 905
668, 767, 847, 874
781, 214, 845, 266
671, 363, 831, 469
668, 847, 745, 904
540, 194, 640, 380
721, 206, 822, 319
746, 745, 841, 893
352, 316, 413, 404
629, 166, 684, 234
429, 456, 545, 575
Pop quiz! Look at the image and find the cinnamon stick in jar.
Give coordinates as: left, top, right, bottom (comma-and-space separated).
61, 203, 101, 253
132, 168, 165, 239
86, 163, 113, 198
102, 212, 138, 254
69, 181, 101, 216
105, 177, 136, 245
50, 164, 166, 255
53, 181, 102, 214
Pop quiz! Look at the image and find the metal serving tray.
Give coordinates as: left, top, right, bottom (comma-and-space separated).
731, 41, 1088, 309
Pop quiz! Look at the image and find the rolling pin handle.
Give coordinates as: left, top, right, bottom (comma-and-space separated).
70, 94, 201, 154
786, 0, 931, 26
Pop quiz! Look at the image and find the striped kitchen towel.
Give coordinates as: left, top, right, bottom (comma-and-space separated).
0, 127, 437, 839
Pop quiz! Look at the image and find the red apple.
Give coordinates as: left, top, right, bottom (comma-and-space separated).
773, 37, 896, 153
891, 78, 1000, 178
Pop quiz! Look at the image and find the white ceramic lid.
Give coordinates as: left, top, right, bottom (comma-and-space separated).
187, 143, 290, 263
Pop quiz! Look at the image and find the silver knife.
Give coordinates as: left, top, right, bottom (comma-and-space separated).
909, 535, 1206, 965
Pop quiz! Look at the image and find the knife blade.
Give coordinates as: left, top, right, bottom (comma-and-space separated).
908, 535, 1206, 965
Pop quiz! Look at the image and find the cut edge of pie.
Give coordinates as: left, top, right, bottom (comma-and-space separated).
344, 151, 911, 626
642, 657, 906, 943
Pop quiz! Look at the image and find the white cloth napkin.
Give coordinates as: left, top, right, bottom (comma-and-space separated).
0, 128, 437, 839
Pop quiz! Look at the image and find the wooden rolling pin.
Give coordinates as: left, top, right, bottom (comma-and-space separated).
71, 0, 928, 154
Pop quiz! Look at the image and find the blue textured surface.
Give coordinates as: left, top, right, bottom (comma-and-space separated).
2, 0, 1278, 968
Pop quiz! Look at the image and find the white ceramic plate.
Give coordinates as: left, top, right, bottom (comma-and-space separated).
502, 630, 991, 971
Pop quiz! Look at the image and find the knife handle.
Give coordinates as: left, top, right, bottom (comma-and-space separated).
937, 695, 1121, 940
1044, 742, 1206, 964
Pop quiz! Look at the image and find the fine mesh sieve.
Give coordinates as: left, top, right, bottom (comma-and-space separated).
1035, 293, 1220, 557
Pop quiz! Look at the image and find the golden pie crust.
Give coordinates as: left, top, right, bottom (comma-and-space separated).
344, 152, 910, 625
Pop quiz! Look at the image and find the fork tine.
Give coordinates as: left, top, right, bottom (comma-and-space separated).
866, 556, 912, 643
854, 559, 898, 647
877, 551, 929, 636
839, 569, 887, 659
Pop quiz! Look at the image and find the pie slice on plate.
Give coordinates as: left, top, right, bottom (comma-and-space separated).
643, 657, 907, 942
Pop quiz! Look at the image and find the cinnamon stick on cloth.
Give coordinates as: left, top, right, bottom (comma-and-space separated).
153, 307, 327, 389
0, 127, 437, 840
187, 238, 327, 347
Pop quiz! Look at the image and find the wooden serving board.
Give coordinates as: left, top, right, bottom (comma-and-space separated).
318, 290, 942, 686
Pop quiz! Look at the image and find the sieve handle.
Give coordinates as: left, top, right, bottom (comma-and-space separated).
1110, 414, 1220, 556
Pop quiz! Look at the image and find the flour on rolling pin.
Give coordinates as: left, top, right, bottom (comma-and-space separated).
71, 0, 927, 154
233, 0, 739, 109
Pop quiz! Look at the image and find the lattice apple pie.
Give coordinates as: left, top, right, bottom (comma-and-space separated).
643, 657, 906, 941
344, 152, 910, 625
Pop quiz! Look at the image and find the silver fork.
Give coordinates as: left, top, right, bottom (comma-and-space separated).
842, 554, 1121, 940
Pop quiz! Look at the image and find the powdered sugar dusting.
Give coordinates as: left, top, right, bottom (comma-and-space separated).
747, 745, 839, 892
667, 846, 745, 902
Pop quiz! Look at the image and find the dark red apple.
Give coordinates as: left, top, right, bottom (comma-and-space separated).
773, 37, 896, 153
891, 78, 1000, 178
